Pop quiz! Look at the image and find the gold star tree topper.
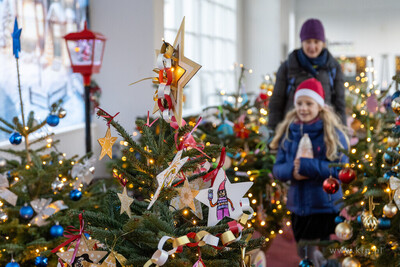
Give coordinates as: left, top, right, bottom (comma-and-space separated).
98, 127, 118, 160
117, 187, 134, 218
147, 150, 188, 209
154, 17, 201, 127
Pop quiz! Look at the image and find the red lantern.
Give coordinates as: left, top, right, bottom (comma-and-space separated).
64, 22, 106, 86
63, 22, 106, 153
323, 177, 340, 194
339, 168, 356, 184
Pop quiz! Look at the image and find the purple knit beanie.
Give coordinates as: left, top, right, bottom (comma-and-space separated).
300, 19, 325, 42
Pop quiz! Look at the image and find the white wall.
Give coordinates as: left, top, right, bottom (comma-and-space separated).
294, 0, 400, 88
242, 0, 282, 93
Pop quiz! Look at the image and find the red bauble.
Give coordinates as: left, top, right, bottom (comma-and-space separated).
323, 177, 340, 194
338, 168, 356, 184
396, 116, 400, 126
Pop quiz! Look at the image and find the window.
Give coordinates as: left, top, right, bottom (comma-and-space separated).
164, 0, 238, 114
0, 0, 88, 142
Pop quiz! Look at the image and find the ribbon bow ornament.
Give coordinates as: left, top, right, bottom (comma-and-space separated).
390, 176, 400, 208
72, 156, 96, 187
30, 198, 68, 226
175, 117, 210, 158
203, 148, 226, 186
0, 173, 17, 206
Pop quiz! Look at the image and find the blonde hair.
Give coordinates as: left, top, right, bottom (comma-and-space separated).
270, 106, 349, 161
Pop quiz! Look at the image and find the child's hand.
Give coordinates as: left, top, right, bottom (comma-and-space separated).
293, 158, 308, 180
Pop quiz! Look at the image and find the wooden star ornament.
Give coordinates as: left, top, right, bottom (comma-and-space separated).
98, 127, 117, 160
117, 187, 134, 218
174, 178, 199, 212
147, 150, 188, 209
153, 17, 202, 127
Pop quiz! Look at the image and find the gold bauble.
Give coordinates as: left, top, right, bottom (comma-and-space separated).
342, 257, 361, 267
387, 136, 399, 147
392, 96, 400, 115
335, 222, 353, 240
383, 203, 398, 218
260, 83, 267, 90
362, 213, 378, 231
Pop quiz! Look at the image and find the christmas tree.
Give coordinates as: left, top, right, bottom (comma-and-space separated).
195, 66, 289, 249
0, 18, 106, 266
52, 18, 263, 267
325, 70, 400, 266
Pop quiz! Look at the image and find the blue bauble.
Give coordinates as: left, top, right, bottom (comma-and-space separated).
19, 204, 34, 219
383, 148, 400, 165
392, 91, 400, 101
384, 171, 397, 181
6, 261, 20, 267
84, 233, 90, 239
217, 123, 234, 139
69, 189, 82, 201
378, 217, 391, 229
334, 215, 346, 224
9, 132, 22, 145
357, 215, 363, 224
47, 115, 60, 127
299, 258, 314, 267
34, 256, 48, 267
50, 224, 64, 237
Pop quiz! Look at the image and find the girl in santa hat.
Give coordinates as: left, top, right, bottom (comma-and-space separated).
270, 78, 349, 267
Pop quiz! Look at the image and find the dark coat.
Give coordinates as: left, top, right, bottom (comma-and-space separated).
273, 119, 348, 216
268, 49, 346, 130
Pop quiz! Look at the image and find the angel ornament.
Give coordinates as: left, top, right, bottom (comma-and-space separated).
296, 133, 313, 159
208, 179, 235, 220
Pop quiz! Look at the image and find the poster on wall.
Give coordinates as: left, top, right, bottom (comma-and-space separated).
0, 0, 89, 141
336, 56, 367, 82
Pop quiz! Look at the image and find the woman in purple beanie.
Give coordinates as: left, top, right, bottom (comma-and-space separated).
268, 18, 346, 132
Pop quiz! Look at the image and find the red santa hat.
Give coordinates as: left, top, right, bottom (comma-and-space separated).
294, 78, 325, 107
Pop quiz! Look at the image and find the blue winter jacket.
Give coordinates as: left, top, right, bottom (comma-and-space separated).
273, 119, 348, 216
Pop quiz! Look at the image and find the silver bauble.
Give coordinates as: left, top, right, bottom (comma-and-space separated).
0, 158, 6, 167
335, 222, 353, 240
383, 203, 398, 218
387, 137, 399, 147
0, 209, 8, 222
392, 96, 400, 115
58, 108, 67, 118
342, 257, 361, 267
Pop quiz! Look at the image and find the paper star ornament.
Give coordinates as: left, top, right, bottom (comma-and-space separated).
98, 127, 117, 160
57, 236, 107, 266
195, 168, 253, 226
153, 17, 201, 127
170, 177, 209, 219
117, 187, 134, 218
147, 150, 188, 209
